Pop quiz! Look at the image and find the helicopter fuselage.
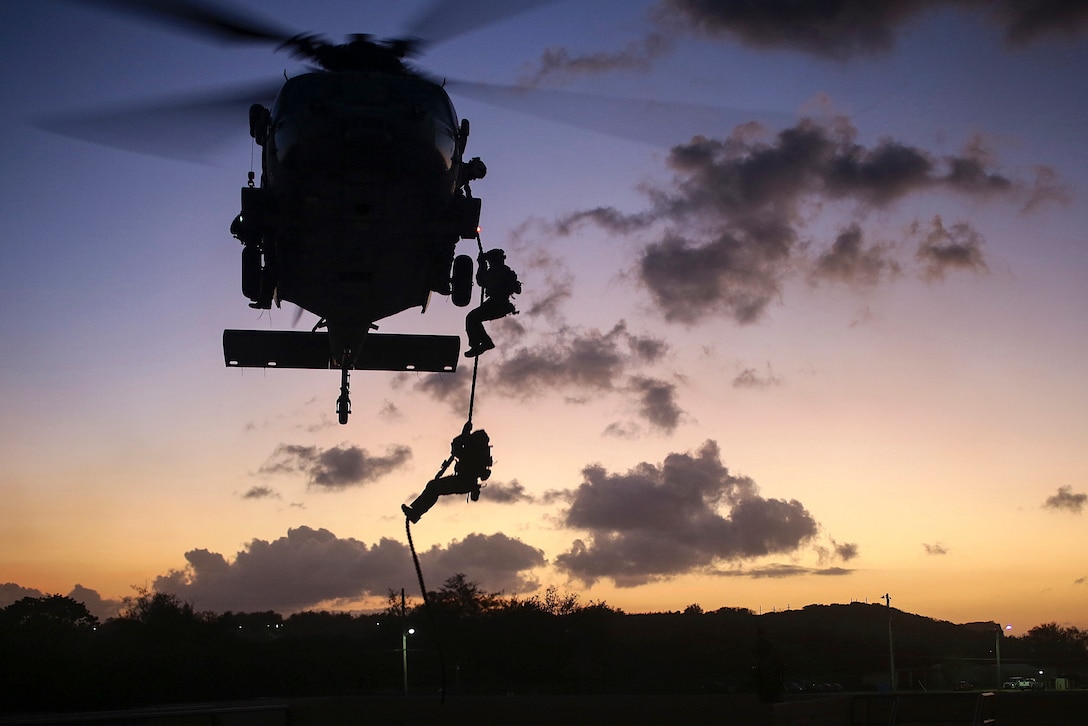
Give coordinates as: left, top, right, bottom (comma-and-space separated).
240, 70, 480, 362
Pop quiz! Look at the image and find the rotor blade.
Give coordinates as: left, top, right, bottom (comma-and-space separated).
403, 0, 565, 50
63, 0, 298, 45
35, 80, 281, 162
443, 79, 796, 147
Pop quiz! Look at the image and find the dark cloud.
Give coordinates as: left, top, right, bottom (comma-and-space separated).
834, 540, 860, 561
242, 485, 279, 500
629, 376, 685, 433
0, 583, 47, 607
554, 441, 820, 586
815, 538, 860, 564
811, 224, 901, 287
397, 366, 472, 415
923, 542, 950, 555
259, 443, 412, 490
153, 526, 544, 612
0, 583, 121, 621
1043, 486, 1086, 514
489, 321, 668, 397
520, 33, 673, 86
564, 118, 1041, 323
68, 584, 122, 621
481, 479, 537, 504
913, 216, 988, 280
661, 0, 1088, 59
419, 533, 547, 593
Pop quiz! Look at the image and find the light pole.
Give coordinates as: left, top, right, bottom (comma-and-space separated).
402, 626, 415, 694
996, 624, 1011, 687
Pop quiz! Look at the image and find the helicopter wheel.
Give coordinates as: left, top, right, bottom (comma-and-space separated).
451, 254, 473, 307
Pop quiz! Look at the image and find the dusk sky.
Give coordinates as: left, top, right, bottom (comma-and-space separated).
2, 0, 1086, 632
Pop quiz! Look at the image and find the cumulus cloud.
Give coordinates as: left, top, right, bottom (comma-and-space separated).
0, 583, 121, 621
560, 117, 1048, 324
153, 526, 544, 612
661, 0, 1088, 59
258, 443, 412, 490
554, 440, 820, 586
419, 533, 547, 594
0, 582, 46, 607
1043, 486, 1086, 514
68, 584, 122, 621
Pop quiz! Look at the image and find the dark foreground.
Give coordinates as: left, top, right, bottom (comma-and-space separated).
3, 691, 1086, 725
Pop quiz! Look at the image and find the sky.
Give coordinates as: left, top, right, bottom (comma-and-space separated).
1, 0, 1086, 632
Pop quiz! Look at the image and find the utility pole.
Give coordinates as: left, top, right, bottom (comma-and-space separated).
883, 593, 895, 693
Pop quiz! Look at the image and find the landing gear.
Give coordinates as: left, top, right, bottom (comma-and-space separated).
336, 350, 351, 425
451, 254, 473, 307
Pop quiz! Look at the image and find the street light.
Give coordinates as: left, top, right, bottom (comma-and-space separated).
996, 624, 1012, 687
402, 627, 415, 694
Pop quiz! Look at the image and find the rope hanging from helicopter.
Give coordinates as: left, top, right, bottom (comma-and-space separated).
403, 228, 490, 704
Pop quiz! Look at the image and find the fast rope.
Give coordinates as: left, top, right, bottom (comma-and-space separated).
405, 514, 446, 703
402, 228, 490, 703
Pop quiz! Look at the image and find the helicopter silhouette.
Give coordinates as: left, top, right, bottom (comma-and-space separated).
42, 1, 782, 425
46, 0, 565, 424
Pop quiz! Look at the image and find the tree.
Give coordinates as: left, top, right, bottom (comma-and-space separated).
0, 595, 98, 635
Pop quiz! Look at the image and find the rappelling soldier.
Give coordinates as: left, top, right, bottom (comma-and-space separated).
464, 248, 520, 357
402, 424, 492, 523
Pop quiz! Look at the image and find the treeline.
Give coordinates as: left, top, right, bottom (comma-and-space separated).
2, 575, 1086, 713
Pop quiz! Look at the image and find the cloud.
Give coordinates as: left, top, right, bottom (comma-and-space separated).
397, 367, 473, 415
242, 485, 279, 500
419, 533, 547, 594
1043, 486, 1086, 514
68, 584, 122, 621
554, 440, 820, 586
258, 443, 412, 491
0, 583, 47, 608
628, 376, 685, 433
660, 0, 1088, 59
562, 117, 1044, 324
913, 216, 988, 280
152, 526, 544, 612
732, 365, 781, 389
815, 538, 860, 564
0, 583, 121, 621
834, 540, 860, 561
810, 223, 901, 287
924, 542, 950, 555
713, 563, 853, 578
520, 33, 673, 86
481, 479, 537, 504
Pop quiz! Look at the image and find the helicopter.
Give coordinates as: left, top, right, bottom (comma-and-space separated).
48, 0, 557, 425
222, 33, 487, 425
42, 1, 779, 425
